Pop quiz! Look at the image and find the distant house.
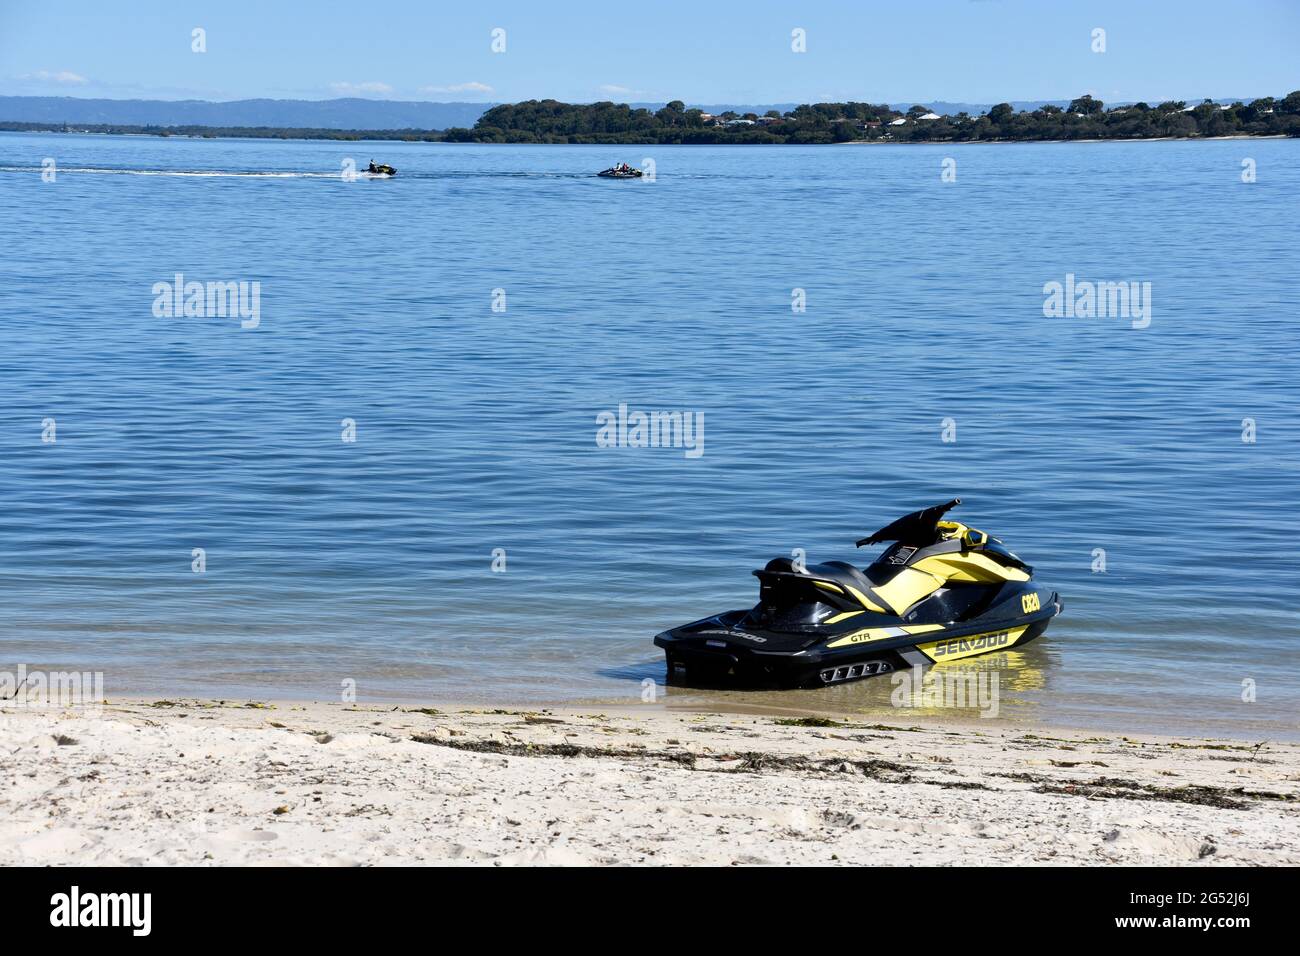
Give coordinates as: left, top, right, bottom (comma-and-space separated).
917, 112, 941, 120
889, 117, 907, 126
698, 113, 714, 122
859, 120, 882, 128
725, 118, 755, 126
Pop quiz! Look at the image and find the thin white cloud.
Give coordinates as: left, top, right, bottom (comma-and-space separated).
20, 70, 89, 85
419, 81, 494, 95
599, 84, 638, 96
329, 81, 394, 97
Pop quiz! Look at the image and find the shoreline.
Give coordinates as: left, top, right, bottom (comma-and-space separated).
3, 695, 1297, 865
8, 674, 1297, 744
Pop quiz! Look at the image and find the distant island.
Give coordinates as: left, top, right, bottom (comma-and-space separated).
444, 93, 1300, 144
0, 95, 490, 131
0, 121, 450, 142
4, 92, 1296, 144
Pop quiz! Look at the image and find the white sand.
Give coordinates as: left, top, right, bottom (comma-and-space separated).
2, 698, 1297, 866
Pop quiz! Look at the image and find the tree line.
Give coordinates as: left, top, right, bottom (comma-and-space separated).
443, 93, 1300, 144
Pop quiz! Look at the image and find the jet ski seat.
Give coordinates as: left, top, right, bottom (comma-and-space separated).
808, 561, 882, 595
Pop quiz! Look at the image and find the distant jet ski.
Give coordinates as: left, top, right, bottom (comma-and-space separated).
597, 163, 642, 178
367, 160, 397, 176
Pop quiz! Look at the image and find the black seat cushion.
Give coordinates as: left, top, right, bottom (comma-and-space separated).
809, 561, 881, 595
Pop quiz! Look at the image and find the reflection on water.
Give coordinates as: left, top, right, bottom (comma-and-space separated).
653, 647, 1053, 725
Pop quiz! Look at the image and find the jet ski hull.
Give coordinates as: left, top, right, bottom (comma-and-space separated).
598, 169, 642, 178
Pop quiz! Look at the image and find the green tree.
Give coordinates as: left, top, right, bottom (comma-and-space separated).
655, 100, 686, 126
1068, 94, 1104, 115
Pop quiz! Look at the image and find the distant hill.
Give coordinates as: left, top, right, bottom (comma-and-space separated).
636, 101, 1035, 115
0, 96, 491, 130
900, 101, 1070, 115
906, 98, 1255, 115
657, 100, 1255, 116
0, 95, 1262, 131
629, 103, 801, 116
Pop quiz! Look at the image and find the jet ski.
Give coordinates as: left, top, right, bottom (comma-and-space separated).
598, 164, 642, 178
654, 499, 1062, 687
367, 161, 397, 176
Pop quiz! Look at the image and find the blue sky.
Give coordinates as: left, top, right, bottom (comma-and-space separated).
2, 0, 1296, 105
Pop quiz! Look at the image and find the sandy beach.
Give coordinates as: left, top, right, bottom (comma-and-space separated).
2, 697, 1297, 866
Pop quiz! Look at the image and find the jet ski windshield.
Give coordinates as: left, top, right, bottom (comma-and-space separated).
857, 498, 961, 547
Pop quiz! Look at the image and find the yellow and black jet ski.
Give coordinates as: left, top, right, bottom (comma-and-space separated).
367, 160, 397, 176
654, 499, 1062, 687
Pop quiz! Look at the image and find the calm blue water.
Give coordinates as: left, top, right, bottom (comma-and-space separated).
2, 132, 1298, 739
